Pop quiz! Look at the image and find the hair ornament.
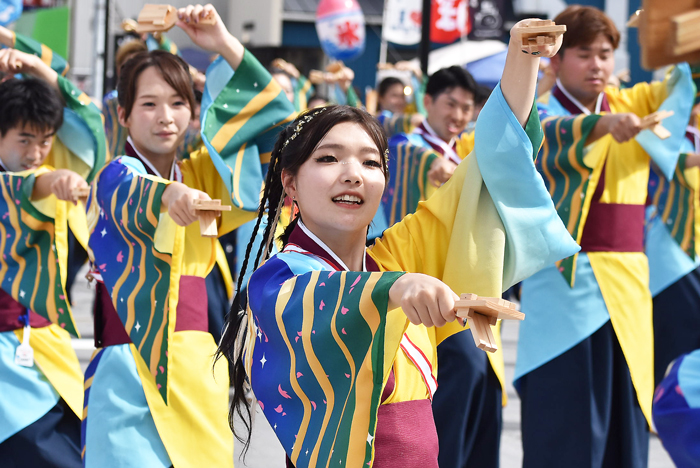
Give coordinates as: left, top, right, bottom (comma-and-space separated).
282, 107, 329, 149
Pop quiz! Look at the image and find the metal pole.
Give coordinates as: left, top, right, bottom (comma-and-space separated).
418, 0, 431, 76
102, 0, 110, 94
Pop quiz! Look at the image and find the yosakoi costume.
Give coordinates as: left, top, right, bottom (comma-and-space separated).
647, 126, 700, 387
387, 117, 498, 468
293, 74, 315, 112
516, 68, 696, 467
0, 78, 106, 465
244, 84, 579, 468
83, 51, 295, 468
652, 348, 700, 467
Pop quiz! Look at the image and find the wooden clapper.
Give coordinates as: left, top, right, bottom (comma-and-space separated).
640, 110, 675, 140
454, 294, 524, 353
134, 4, 214, 34
512, 20, 566, 55
191, 199, 230, 238
633, 1, 700, 69
71, 186, 90, 205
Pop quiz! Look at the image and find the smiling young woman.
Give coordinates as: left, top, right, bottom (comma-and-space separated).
83, 4, 296, 468
220, 19, 579, 468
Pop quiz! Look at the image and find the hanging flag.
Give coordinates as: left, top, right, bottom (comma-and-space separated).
430, 0, 470, 43
0, 0, 21, 25
316, 0, 366, 62
382, 0, 422, 45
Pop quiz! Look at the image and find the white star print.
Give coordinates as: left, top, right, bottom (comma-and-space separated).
260, 354, 267, 368
101, 228, 107, 237
367, 433, 374, 444
19, 290, 25, 298
135, 321, 141, 332
274, 423, 277, 430
258, 329, 262, 341
306, 449, 309, 456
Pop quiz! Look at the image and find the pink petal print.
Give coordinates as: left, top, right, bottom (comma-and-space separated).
145, 182, 150, 191
312, 330, 315, 334
654, 388, 664, 404
279, 384, 291, 399
311, 401, 317, 410
275, 405, 284, 413
319, 300, 325, 310
328, 271, 336, 278
323, 399, 327, 404
345, 373, 351, 378
349, 275, 361, 294
341, 306, 349, 315
282, 412, 286, 416
297, 372, 303, 378
297, 331, 303, 336
139, 208, 143, 213
258, 401, 264, 410
60, 323, 66, 328
14, 199, 19, 205
157, 384, 161, 389
116, 251, 124, 263
131, 266, 135, 273
129, 199, 133, 205
295, 336, 300, 343
6, 234, 10, 238
341, 328, 346, 335
159, 366, 165, 373
2, 212, 8, 219
319, 282, 326, 287
676, 385, 684, 396
99, 264, 107, 271
58, 308, 64, 314
59, 295, 65, 300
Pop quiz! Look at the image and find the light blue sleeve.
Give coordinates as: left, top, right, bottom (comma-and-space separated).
475, 83, 581, 289
636, 63, 696, 180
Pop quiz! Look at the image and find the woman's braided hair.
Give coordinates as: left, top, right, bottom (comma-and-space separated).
217, 104, 389, 456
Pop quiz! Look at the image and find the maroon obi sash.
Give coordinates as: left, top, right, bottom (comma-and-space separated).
286, 397, 437, 468
94, 275, 208, 348
579, 164, 644, 253
0, 288, 51, 332
372, 399, 439, 467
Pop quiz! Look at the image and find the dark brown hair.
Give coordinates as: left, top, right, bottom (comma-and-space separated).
554, 5, 620, 53
217, 104, 388, 455
116, 50, 195, 120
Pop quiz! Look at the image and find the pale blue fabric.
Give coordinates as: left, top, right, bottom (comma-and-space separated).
635, 63, 695, 180
515, 90, 607, 383
646, 210, 700, 297
476, 83, 580, 289
515, 253, 610, 383
0, 330, 59, 443
678, 349, 700, 409
83, 345, 170, 468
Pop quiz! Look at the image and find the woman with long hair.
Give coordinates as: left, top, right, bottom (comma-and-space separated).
83, 4, 295, 467
220, 20, 577, 468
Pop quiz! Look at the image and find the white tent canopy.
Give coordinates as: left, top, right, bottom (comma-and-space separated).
408, 39, 507, 75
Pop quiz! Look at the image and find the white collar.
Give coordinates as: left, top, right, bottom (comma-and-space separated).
126, 136, 179, 181
421, 119, 456, 148
297, 220, 367, 272
556, 78, 605, 115
687, 125, 700, 153
414, 120, 461, 165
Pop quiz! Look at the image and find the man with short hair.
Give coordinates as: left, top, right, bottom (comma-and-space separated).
385, 65, 510, 468
515, 5, 697, 467
0, 46, 105, 467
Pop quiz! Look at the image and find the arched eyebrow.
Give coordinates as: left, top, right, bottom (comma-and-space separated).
315, 143, 380, 155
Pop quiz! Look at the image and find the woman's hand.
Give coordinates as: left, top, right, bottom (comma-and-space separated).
0, 48, 58, 88
389, 273, 459, 328
176, 4, 245, 70
161, 181, 212, 226
509, 19, 563, 59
